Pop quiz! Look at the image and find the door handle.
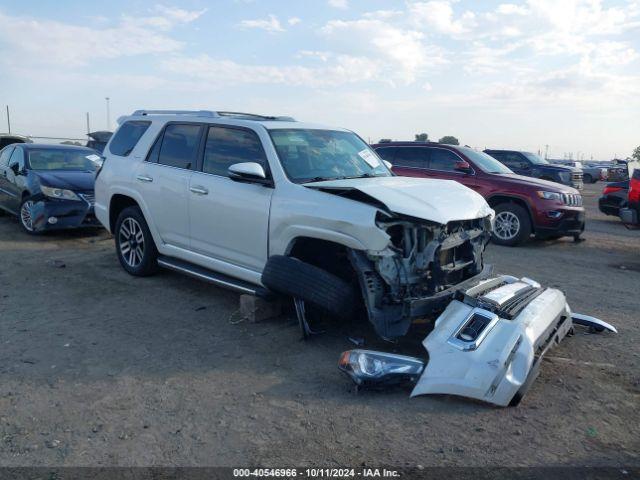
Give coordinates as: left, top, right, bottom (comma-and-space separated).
190, 186, 209, 195
136, 175, 153, 183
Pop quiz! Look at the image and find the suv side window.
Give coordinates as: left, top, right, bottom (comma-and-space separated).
428, 149, 460, 172
158, 124, 202, 170
109, 121, 151, 157
497, 152, 526, 169
203, 126, 267, 177
394, 147, 428, 169
0, 146, 14, 167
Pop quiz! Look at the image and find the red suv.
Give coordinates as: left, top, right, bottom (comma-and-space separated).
372, 142, 585, 246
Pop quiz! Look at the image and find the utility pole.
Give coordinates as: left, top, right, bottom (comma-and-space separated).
544, 144, 549, 160
105, 97, 111, 131
6, 105, 10, 133
86, 112, 91, 135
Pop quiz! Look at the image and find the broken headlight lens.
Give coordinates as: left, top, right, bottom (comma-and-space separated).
338, 350, 425, 387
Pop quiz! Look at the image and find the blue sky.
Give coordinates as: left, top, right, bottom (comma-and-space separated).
0, 0, 639, 159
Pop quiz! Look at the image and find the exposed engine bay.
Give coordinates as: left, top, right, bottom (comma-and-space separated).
349, 213, 493, 339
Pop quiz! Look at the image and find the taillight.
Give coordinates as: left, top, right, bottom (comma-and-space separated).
603, 185, 622, 195
629, 177, 640, 203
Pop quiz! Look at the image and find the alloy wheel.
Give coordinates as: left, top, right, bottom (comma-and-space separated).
119, 217, 145, 268
494, 211, 521, 241
20, 201, 35, 232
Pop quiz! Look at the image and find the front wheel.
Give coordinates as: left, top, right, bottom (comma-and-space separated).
114, 206, 158, 276
492, 203, 532, 246
583, 173, 593, 184
19, 197, 42, 235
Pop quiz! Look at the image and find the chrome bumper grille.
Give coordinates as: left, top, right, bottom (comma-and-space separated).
562, 193, 583, 206
79, 193, 95, 206
571, 172, 583, 189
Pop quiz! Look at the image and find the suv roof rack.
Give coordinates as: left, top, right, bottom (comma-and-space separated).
130, 110, 295, 122
132, 110, 220, 117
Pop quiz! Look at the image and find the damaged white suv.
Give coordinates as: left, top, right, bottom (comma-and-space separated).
95, 110, 494, 340
96, 110, 616, 406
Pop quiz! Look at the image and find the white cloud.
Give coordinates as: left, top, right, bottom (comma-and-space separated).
0, 8, 199, 67
239, 14, 284, 33
496, 4, 529, 15
409, 1, 477, 35
153, 5, 207, 25
321, 19, 442, 83
161, 54, 382, 88
288, 17, 302, 25
328, 0, 348, 9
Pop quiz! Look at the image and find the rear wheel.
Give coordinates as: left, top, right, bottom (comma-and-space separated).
492, 203, 532, 246
114, 206, 158, 276
583, 173, 593, 183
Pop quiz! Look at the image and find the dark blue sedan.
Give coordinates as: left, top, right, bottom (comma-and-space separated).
0, 143, 102, 234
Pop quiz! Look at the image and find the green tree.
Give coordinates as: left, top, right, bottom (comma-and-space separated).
633, 146, 640, 161
438, 135, 460, 145
414, 133, 429, 142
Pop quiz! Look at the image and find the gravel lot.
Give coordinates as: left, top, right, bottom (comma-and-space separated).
0, 183, 638, 467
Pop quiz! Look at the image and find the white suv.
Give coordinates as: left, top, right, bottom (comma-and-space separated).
95, 110, 494, 340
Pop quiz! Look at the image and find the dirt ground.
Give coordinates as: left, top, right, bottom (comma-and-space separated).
0, 183, 638, 468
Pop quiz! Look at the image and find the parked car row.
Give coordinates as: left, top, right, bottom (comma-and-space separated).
373, 142, 584, 246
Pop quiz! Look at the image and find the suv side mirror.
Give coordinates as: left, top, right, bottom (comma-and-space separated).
519, 162, 530, 170
454, 160, 473, 174
228, 162, 271, 185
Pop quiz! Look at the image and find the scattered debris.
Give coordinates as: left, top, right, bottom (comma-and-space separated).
47, 260, 66, 268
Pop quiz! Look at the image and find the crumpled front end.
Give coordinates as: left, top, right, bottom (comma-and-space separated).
349, 213, 493, 339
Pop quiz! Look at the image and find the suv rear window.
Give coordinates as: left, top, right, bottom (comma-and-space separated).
157, 124, 202, 170
109, 121, 151, 156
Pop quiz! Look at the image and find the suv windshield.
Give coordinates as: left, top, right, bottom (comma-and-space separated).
28, 149, 100, 172
522, 152, 549, 165
269, 129, 391, 183
459, 147, 513, 174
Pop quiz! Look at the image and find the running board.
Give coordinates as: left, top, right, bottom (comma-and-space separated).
157, 256, 271, 298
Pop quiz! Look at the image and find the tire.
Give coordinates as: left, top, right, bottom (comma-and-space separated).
492, 203, 532, 247
262, 255, 357, 319
19, 196, 42, 235
114, 206, 158, 276
583, 174, 593, 184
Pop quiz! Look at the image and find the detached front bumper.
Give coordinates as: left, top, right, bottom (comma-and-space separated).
339, 275, 616, 407
29, 196, 100, 232
411, 277, 574, 406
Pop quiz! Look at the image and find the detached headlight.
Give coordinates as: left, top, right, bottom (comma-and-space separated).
338, 350, 425, 388
41, 186, 81, 201
537, 191, 562, 201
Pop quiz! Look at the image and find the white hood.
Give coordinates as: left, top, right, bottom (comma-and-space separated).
304, 176, 493, 225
